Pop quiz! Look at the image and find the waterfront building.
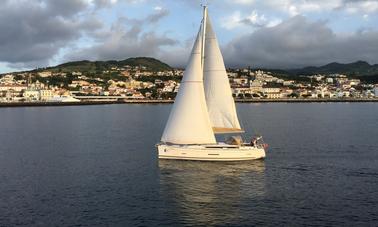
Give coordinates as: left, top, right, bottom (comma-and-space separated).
262, 87, 280, 93
23, 89, 40, 101
281, 88, 293, 97
39, 89, 54, 101
232, 87, 251, 96
250, 80, 263, 93
266, 92, 282, 99
233, 77, 249, 85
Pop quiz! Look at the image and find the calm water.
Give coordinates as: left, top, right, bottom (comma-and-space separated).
0, 103, 377, 226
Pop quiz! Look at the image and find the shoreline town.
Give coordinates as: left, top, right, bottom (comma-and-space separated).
1, 60, 378, 106
1, 98, 377, 108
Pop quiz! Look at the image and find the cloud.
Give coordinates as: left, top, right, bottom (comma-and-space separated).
0, 0, 102, 69
92, 0, 118, 8
65, 7, 177, 62
221, 11, 281, 30
233, 0, 255, 5
223, 15, 378, 68
263, 0, 378, 15
147, 7, 169, 23
341, 0, 378, 14
1, 0, 378, 73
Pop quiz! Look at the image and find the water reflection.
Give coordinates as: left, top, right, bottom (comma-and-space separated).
159, 160, 266, 225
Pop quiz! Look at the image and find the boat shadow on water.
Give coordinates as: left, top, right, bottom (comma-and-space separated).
158, 160, 266, 225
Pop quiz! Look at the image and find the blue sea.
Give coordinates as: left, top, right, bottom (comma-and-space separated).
0, 103, 377, 226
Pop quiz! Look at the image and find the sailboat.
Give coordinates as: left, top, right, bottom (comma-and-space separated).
156, 6, 266, 161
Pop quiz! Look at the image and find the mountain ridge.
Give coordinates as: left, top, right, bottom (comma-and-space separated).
39, 57, 172, 73
2, 59, 378, 80
287, 60, 378, 76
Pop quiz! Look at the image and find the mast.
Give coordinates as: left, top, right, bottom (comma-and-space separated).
201, 5, 207, 69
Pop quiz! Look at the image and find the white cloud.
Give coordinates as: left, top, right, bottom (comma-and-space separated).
263, 0, 378, 16
342, 0, 378, 14
221, 10, 280, 30
223, 15, 378, 68
266, 18, 282, 27
288, 5, 299, 16
233, 0, 255, 5
65, 8, 177, 62
221, 11, 243, 30
261, 0, 329, 16
0, 0, 102, 68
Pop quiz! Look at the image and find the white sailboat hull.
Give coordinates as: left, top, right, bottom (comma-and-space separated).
156, 7, 268, 162
157, 143, 265, 161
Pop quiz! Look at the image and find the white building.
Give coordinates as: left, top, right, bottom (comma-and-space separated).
23, 89, 40, 100
266, 92, 282, 99
326, 78, 334, 83
162, 86, 174, 92
0, 74, 15, 84
0, 84, 27, 92
283, 80, 295, 86
38, 71, 52, 78
349, 79, 360, 86
263, 87, 280, 93
374, 86, 378, 97
39, 90, 54, 101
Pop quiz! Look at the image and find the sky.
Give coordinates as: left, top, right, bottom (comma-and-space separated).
1, 0, 378, 73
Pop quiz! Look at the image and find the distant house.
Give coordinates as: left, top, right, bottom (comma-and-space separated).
262, 87, 280, 93
39, 89, 54, 101
0, 84, 27, 92
326, 78, 334, 84
154, 79, 163, 85
69, 80, 90, 88
374, 86, 378, 97
38, 71, 52, 78
283, 80, 295, 86
23, 89, 40, 100
266, 92, 282, 99
349, 79, 360, 86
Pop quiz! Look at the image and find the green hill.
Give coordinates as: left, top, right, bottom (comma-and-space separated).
45, 57, 172, 73
288, 61, 378, 76
119, 57, 171, 71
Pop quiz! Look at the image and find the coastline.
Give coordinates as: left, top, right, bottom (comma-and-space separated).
0, 98, 377, 108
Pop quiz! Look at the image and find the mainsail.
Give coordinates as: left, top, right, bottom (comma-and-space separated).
161, 26, 216, 144
203, 11, 243, 134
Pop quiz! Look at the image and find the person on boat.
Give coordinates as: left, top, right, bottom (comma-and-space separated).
250, 137, 257, 147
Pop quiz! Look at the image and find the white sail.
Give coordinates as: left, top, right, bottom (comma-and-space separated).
203, 12, 243, 134
161, 27, 216, 144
